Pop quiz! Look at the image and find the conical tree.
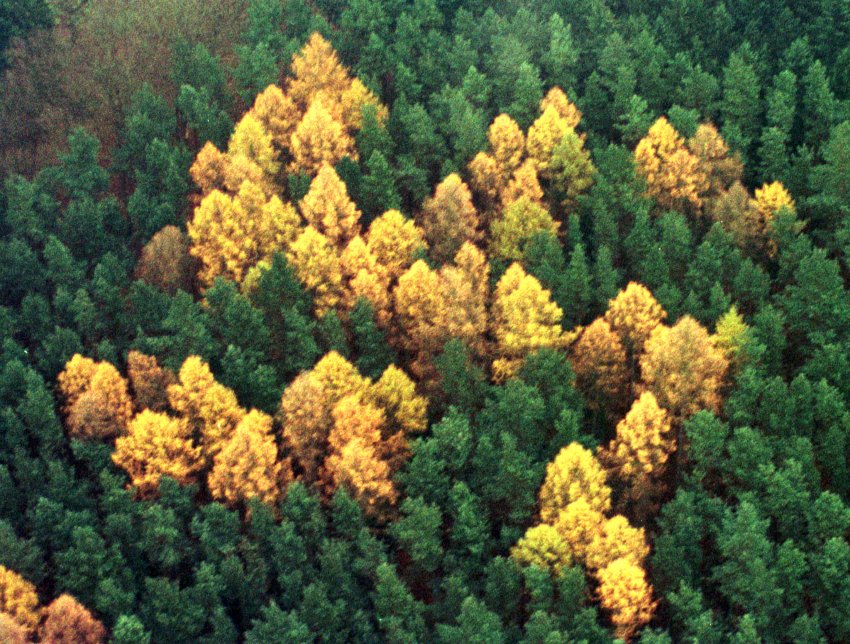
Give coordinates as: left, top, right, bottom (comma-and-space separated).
418, 174, 480, 264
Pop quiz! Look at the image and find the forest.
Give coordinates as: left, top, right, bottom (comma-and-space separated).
1, 0, 850, 641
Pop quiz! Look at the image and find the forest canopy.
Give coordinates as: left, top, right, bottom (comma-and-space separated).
1, 0, 850, 641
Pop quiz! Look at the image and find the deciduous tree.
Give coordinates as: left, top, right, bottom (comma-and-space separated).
289, 100, 355, 174
366, 210, 427, 280
286, 225, 344, 316
0, 566, 39, 633
539, 442, 612, 523
570, 319, 629, 413
490, 197, 558, 262
603, 282, 666, 359
126, 351, 176, 413
418, 174, 480, 264
300, 164, 361, 244
40, 594, 107, 644
596, 557, 656, 641
135, 226, 194, 295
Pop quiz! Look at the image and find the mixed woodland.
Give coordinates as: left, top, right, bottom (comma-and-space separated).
1, 0, 850, 641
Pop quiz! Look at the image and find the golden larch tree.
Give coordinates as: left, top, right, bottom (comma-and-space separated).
511, 524, 573, 574
527, 106, 571, 169
570, 318, 630, 415
327, 394, 385, 455
687, 122, 743, 199
188, 181, 300, 286
634, 116, 708, 211
190, 141, 228, 195
366, 209, 427, 281
0, 567, 40, 633
249, 84, 300, 151
418, 173, 480, 264
66, 361, 133, 440
287, 33, 352, 114
435, 242, 490, 357
753, 180, 794, 255
539, 442, 612, 523
468, 151, 505, 213
586, 515, 650, 572
0, 613, 27, 644
167, 356, 245, 457
489, 196, 558, 261
289, 99, 355, 174
227, 113, 280, 182
112, 410, 203, 496
286, 225, 344, 316
551, 498, 606, 564
640, 316, 729, 419
540, 87, 582, 129
713, 305, 751, 372
40, 594, 106, 644
501, 158, 545, 206
340, 235, 391, 323
596, 558, 657, 641
488, 114, 526, 176
134, 225, 194, 295
310, 351, 371, 404
300, 164, 362, 244
57, 354, 98, 415
325, 437, 397, 519
278, 372, 332, 483
603, 282, 667, 359
491, 262, 564, 381
366, 365, 428, 436
126, 350, 175, 413
208, 410, 290, 507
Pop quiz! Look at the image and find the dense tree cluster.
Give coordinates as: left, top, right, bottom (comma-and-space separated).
1, 1, 850, 641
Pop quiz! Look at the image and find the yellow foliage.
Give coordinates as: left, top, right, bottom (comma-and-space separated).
527, 106, 571, 169
490, 196, 558, 261
688, 122, 743, 198
393, 259, 449, 371
250, 84, 300, 150
467, 151, 505, 212
287, 33, 352, 113
340, 235, 391, 321
552, 499, 606, 564
300, 164, 362, 244
0, 567, 40, 633
289, 99, 355, 175
325, 437, 397, 519
511, 524, 573, 573
208, 410, 289, 507
586, 515, 650, 572
227, 113, 280, 180
571, 318, 630, 413
328, 394, 385, 454
339, 77, 387, 130
502, 158, 545, 206
436, 243, 490, 357
713, 305, 751, 371
188, 181, 300, 286
366, 209, 427, 280
167, 356, 245, 457
596, 558, 656, 641
127, 350, 175, 413
640, 316, 729, 419
0, 613, 28, 644
540, 87, 582, 129
65, 361, 133, 440
112, 410, 202, 496
40, 593, 107, 644
488, 114, 525, 175
286, 225, 344, 316
753, 180, 794, 255
190, 141, 228, 194
603, 282, 667, 357
418, 173, 480, 264
57, 354, 98, 414
634, 116, 708, 210
603, 392, 673, 490
366, 365, 428, 436
491, 262, 564, 381
310, 351, 371, 404
539, 442, 612, 523
278, 372, 332, 483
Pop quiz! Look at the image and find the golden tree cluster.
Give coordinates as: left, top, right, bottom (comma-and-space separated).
511, 443, 656, 641
278, 352, 427, 519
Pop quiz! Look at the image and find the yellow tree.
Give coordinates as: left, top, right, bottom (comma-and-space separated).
188, 181, 300, 286
287, 33, 352, 113
325, 437, 397, 519
366, 209, 427, 281
310, 351, 371, 404
437, 243, 490, 356
707, 181, 762, 253
488, 114, 525, 176
40, 594, 106, 644
527, 106, 571, 169
0, 614, 27, 644
286, 225, 344, 316
603, 282, 667, 359
366, 365, 428, 436
570, 318, 630, 415
338, 77, 387, 130
601, 392, 673, 513
551, 498, 606, 564
596, 558, 656, 641
546, 126, 596, 211
713, 306, 751, 372
540, 87, 582, 129
688, 122, 743, 199
249, 84, 300, 151
491, 262, 564, 381
393, 259, 449, 377
126, 350, 175, 413
753, 180, 794, 255
501, 159, 545, 206
586, 515, 650, 572
278, 372, 332, 483
468, 151, 505, 213
539, 442, 612, 523
0, 567, 40, 633
57, 354, 98, 415
227, 113, 280, 183
340, 235, 391, 323
167, 356, 245, 457
641, 316, 728, 420
208, 410, 290, 507
112, 410, 203, 497
327, 394, 385, 455
300, 164, 362, 244
289, 99, 355, 174
511, 524, 573, 574
489, 196, 558, 261
418, 174, 480, 264
190, 141, 228, 194
66, 361, 133, 440
634, 117, 708, 211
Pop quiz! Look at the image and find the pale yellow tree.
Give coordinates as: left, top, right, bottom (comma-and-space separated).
540, 87, 582, 128
418, 173, 480, 264
286, 225, 344, 316
300, 164, 362, 244
249, 84, 300, 151
340, 235, 391, 323
366, 209, 427, 280
0, 567, 40, 633
489, 196, 559, 261
491, 262, 564, 381
596, 558, 657, 641
527, 106, 571, 169
325, 437, 397, 519
603, 282, 667, 359
227, 113, 280, 181
511, 524, 573, 574
687, 122, 743, 199
539, 442, 612, 523
289, 100, 355, 174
